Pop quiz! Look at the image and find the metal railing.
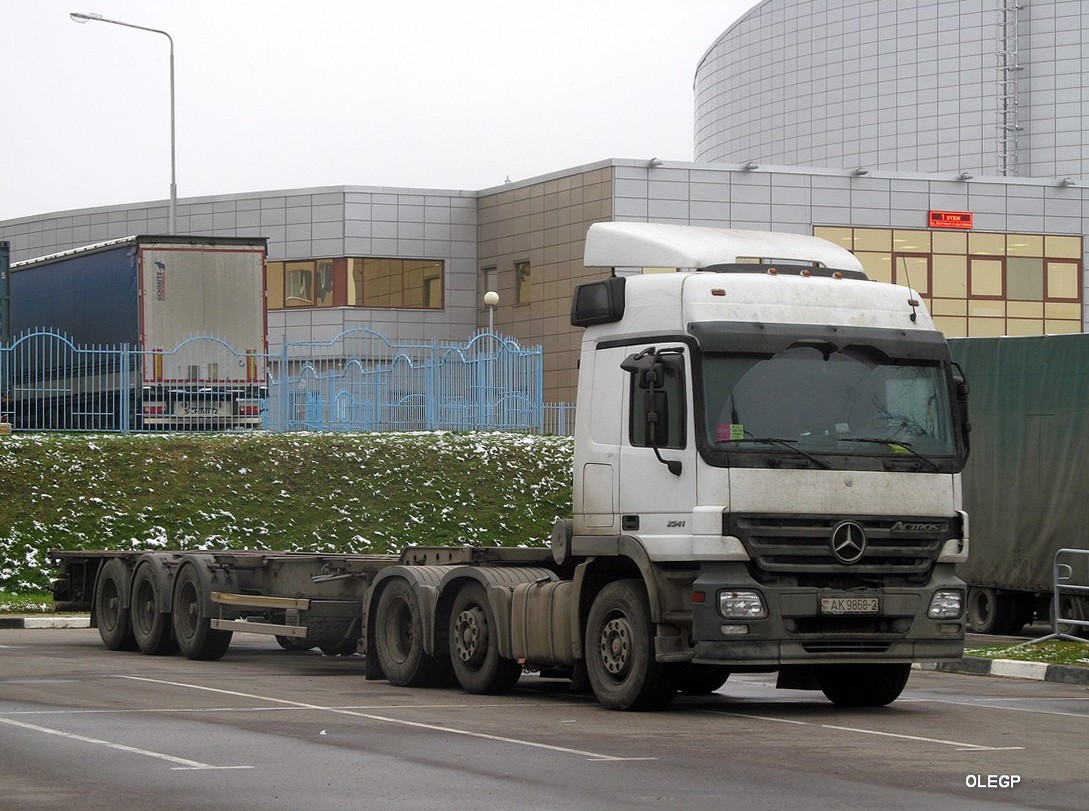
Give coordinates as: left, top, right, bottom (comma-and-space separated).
1017, 548, 1089, 647
1, 327, 572, 435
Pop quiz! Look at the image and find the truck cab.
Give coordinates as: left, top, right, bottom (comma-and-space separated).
568, 222, 971, 706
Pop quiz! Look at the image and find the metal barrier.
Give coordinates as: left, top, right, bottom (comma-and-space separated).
0, 327, 568, 435
1018, 548, 1089, 646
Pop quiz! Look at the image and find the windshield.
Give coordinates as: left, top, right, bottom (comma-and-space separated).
701, 343, 959, 467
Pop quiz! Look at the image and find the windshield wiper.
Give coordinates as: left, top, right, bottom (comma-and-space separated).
843, 438, 940, 472
736, 437, 832, 469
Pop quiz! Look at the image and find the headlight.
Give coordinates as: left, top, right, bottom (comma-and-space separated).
719, 590, 767, 619
928, 589, 964, 619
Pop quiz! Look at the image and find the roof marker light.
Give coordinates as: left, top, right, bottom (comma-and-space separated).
711, 288, 726, 296
767, 267, 778, 275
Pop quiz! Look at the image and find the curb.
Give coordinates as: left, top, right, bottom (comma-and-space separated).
0, 615, 91, 629
917, 657, 1089, 687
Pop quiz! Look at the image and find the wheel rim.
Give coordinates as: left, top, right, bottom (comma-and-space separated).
599, 615, 632, 678
453, 605, 487, 668
100, 578, 120, 632
384, 597, 413, 664
134, 578, 155, 635
176, 581, 199, 638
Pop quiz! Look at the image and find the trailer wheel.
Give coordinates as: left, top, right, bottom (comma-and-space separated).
375, 578, 441, 687
817, 663, 911, 707
131, 565, 178, 656
585, 579, 677, 711
1058, 595, 1089, 639
172, 564, 232, 661
449, 581, 522, 694
966, 587, 1021, 634
94, 558, 138, 651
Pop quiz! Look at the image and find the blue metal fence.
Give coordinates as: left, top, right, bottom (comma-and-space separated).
0, 327, 574, 435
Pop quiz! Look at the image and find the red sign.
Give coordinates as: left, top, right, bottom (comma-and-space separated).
928, 210, 973, 229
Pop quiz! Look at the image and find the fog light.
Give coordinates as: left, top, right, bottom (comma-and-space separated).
928, 590, 964, 619
719, 590, 767, 619
720, 624, 750, 636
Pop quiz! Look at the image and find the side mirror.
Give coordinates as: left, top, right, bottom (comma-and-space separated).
621, 347, 684, 476
951, 362, 971, 458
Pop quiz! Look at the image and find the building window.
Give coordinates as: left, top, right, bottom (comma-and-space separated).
515, 260, 531, 305
267, 257, 444, 311
480, 265, 497, 309
814, 226, 1082, 338
350, 258, 443, 309
285, 262, 315, 307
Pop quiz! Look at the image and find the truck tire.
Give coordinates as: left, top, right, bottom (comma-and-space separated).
130, 564, 178, 656
1058, 595, 1089, 640
966, 587, 1022, 634
172, 564, 232, 661
585, 579, 677, 711
375, 578, 443, 687
276, 635, 314, 652
94, 558, 138, 651
677, 665, 729, 696
816, 663, 911, 707
449, 581, 523, 694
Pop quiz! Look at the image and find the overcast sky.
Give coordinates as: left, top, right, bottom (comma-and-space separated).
1, 0, 753, 222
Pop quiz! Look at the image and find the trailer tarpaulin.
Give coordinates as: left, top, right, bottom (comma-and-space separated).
950, 334, 1089, 591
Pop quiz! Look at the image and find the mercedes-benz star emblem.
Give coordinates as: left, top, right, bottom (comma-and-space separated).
830, 521, 867, 564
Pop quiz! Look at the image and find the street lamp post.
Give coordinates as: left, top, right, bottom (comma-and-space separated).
70, 11, 177, 234
483, 290, 499, 334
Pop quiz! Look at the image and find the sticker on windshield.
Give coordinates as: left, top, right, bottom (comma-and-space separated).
716, 423, 745, 442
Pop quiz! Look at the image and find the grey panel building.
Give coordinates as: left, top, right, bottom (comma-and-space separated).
695, 0, 1087, 181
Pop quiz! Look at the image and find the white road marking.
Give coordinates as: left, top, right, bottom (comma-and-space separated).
700, 710, 1024, 752
820, 723, 1023, 752
912, 696, 1089, 720
0, 717, 253, 770
117, 675, 656, 762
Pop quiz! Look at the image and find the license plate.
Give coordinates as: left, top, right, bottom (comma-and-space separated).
174, 402, 230, 417
820, 597, 880, 615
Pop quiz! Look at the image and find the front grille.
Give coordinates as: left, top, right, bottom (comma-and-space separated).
728, 514, 950, 577
802, 641, 892, 654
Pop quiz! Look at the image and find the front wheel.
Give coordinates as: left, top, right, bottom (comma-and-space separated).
585, 579, 677, 711
449, 582, 522, 694
817, 663, 911, 707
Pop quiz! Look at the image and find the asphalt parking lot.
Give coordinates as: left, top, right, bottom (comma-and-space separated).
2, 626, 1087, 810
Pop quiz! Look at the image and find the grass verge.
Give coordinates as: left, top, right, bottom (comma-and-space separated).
966, 639, 1089, 668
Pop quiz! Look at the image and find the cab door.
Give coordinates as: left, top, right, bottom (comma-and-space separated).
617, 344, 698, 550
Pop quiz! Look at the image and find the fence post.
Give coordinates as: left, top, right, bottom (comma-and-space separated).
120, 342, 131, 433
426, 339, 437, 431
280, 335, 290, 432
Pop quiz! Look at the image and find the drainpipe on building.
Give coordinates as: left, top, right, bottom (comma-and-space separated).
0, 240, 10, 344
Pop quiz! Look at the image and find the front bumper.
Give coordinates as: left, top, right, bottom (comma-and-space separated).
691, 561, 966, 665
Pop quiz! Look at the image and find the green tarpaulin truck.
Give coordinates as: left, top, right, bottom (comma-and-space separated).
951, 334, 1089, 635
